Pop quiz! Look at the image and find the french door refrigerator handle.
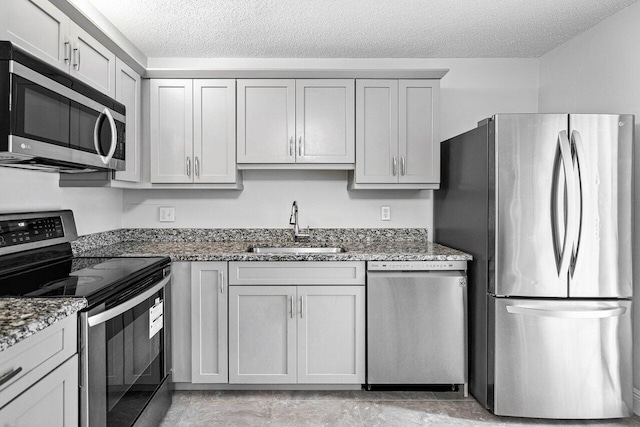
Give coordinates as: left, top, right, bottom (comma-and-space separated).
506, 305, 626, 319
570, 130, 586, 271
557, 130, 577, 279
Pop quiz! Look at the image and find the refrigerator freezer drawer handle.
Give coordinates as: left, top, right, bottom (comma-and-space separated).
506, 305, 626, 319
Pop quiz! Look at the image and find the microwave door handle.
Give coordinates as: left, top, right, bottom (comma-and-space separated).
87, 274, 171, 327
93, 108, 118, 165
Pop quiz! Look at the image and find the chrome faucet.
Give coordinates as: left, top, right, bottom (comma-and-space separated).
289, 201, 310, 242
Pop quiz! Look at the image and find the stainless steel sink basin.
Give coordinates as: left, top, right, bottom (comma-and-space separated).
249, 247, 345, 254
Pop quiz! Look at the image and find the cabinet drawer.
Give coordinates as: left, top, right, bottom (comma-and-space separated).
229, 262, 365, 285
0, 315, 77, 408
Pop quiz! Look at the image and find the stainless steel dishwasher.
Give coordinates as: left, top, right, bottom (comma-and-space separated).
366, 260, 468, 395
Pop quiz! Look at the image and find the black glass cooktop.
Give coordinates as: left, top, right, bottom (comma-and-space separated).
0, 253, 170, 305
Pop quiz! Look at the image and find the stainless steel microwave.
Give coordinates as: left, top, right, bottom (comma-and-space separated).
0, 41, 125, 173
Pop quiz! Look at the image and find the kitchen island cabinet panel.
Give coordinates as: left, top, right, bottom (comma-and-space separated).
0, 355, 78, 427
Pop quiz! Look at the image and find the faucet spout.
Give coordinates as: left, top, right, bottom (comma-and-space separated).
289, 201, 310, 242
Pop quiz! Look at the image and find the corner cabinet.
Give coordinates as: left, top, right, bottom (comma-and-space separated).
150, 79, 238, 184
2, 0, 116, 97
350, 79, 440, 189
228, 262, 365, 385
237, 79, 355, 166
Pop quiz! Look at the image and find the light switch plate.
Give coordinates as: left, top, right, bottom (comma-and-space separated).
381, 206, 391, 221
159, 207, 175, 222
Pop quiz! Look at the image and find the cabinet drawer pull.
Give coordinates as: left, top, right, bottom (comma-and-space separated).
298, 136, 303, 157
392, 156, 397, 176
219, 270, 224, 293
400, 156, 406, 175
289, 137, 294, 156
186, 157, 191, 177
73, 44, 80, 70
0, 367, 22, 387
300, 296, 304, 318
195, 156, 200, 178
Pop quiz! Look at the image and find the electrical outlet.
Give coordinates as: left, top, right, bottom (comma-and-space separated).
159, 207, 175, 222
381, 206, 391, 221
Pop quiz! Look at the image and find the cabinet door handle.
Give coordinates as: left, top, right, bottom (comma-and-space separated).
195, 156, 200, 178
392, 156, 397, 176
0, 367, 22, 387
290, 296, 294, 318
64, 38, 71, 63
289, 137, 294, 156
73, 43, 80, 70
401, 156, 406, 176
298, 136, 303, 157
186, 157, 191, 177
219, 270, 224, 293
300, 296, 304, 318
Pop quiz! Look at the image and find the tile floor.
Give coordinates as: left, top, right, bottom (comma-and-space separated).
159, 390, 640, 426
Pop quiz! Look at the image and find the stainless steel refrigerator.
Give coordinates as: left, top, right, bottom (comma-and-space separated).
434, 114, 634, 419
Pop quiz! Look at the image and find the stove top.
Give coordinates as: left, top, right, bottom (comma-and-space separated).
0, 255, 170, 305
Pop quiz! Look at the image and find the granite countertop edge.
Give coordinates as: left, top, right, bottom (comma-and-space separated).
0, 298, 87, 353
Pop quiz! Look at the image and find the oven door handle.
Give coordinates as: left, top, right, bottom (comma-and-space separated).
88, 274, 171, 327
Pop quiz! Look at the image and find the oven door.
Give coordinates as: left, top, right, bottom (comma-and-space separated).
80, 274, 171, 427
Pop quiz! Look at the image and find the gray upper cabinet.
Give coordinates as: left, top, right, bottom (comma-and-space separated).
114, 58, 141, 183
150, 79, 193, 183
352, 79, 440, 189
295, 80, 355, 164
151, 79, 237, 184
237, 79, 296, 164
193, 80, 237, 183
2, 0, 116, 97
237, 79, 355, 166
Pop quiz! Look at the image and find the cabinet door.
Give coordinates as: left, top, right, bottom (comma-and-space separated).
68, 22, 116, 97
114, 58, 141, 183
229, 286, 297, 384
355, 80, 399, 183
0, 354, 78, 427
3, 0, 70, 72
297, 286, 365, 384
237, 79, 295, 164
150, 79, 194, 183
398, 80, 439, 184
194, 80, 237, 183
191, 262, 228, 384
295, 80, 355, 164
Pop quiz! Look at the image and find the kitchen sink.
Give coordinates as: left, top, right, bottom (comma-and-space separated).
248, 247, 345, 254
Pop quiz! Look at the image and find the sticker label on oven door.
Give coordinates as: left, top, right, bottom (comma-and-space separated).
150, 298, 163, 322
150, 314, 163, 339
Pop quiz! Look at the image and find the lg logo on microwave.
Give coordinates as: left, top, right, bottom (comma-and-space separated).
20, 143, 31, 150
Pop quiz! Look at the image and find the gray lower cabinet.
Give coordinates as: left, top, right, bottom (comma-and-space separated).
171, 261, 228, 384
191, 262, 228, 383
228, 262, 365, 385
0, 354, 78, 426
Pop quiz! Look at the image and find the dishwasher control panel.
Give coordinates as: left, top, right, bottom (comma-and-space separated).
367, 260, 467, 271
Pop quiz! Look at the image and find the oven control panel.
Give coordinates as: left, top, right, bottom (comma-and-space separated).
0, 216, 64, 247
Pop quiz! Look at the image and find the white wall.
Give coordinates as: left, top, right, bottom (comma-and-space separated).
538, 0, 640, 410
123, 58, 539, 231
0, 168, 123, 235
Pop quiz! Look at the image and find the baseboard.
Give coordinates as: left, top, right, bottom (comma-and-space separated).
633, 388, 640, 415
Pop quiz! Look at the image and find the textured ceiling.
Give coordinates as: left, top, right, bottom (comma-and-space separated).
86, 0, 638, 58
